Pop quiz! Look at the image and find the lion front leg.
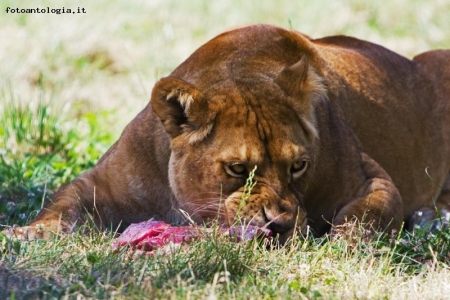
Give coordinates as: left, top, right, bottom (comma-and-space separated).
332, 153, 403, 236
2, 178, 92, 240
2, 205, 78, 240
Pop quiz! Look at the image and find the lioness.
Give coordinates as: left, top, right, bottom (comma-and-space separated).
5, 24, 450, 243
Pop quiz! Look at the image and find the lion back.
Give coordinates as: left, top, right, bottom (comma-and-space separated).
413, 50, 450, 151
413, 50, 450, 100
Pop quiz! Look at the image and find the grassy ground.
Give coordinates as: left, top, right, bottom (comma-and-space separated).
1, 0, 450, 298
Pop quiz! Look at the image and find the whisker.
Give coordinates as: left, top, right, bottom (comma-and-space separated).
190, 206, 222, 215
178, 200, 225, 220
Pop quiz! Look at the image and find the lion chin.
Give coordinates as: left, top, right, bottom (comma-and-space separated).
4, 24, 450, 243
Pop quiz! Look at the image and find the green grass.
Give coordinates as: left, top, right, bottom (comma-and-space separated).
0, 92, 113, 226
1, 226, 449, 299
1, 0, 450, 298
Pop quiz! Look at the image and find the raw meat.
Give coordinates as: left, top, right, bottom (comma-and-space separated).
111, 220, 197, 251
111, 220, 272, 252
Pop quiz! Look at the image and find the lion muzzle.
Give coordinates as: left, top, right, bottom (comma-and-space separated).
224, 184, 306, 242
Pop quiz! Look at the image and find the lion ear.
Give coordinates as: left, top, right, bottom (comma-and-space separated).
276, 57, 326, 140
275, 56, 310, 97
151, 77, 215, 143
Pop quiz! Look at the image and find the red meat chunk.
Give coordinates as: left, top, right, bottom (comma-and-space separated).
111, 220, 170, 250
134, 226, 199, 251
112, 220, 272, 252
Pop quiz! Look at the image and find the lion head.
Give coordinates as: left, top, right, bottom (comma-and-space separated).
151, 26, 327, 242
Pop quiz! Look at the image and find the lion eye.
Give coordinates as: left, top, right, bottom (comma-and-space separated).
226, 163, 247, 177
291, 160, 308, 176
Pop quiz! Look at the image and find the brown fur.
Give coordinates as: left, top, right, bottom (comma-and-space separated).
5, 25, 450, 242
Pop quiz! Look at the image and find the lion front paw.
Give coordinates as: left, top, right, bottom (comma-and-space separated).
1, 219, 71, 240
1, 224, 53, 240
